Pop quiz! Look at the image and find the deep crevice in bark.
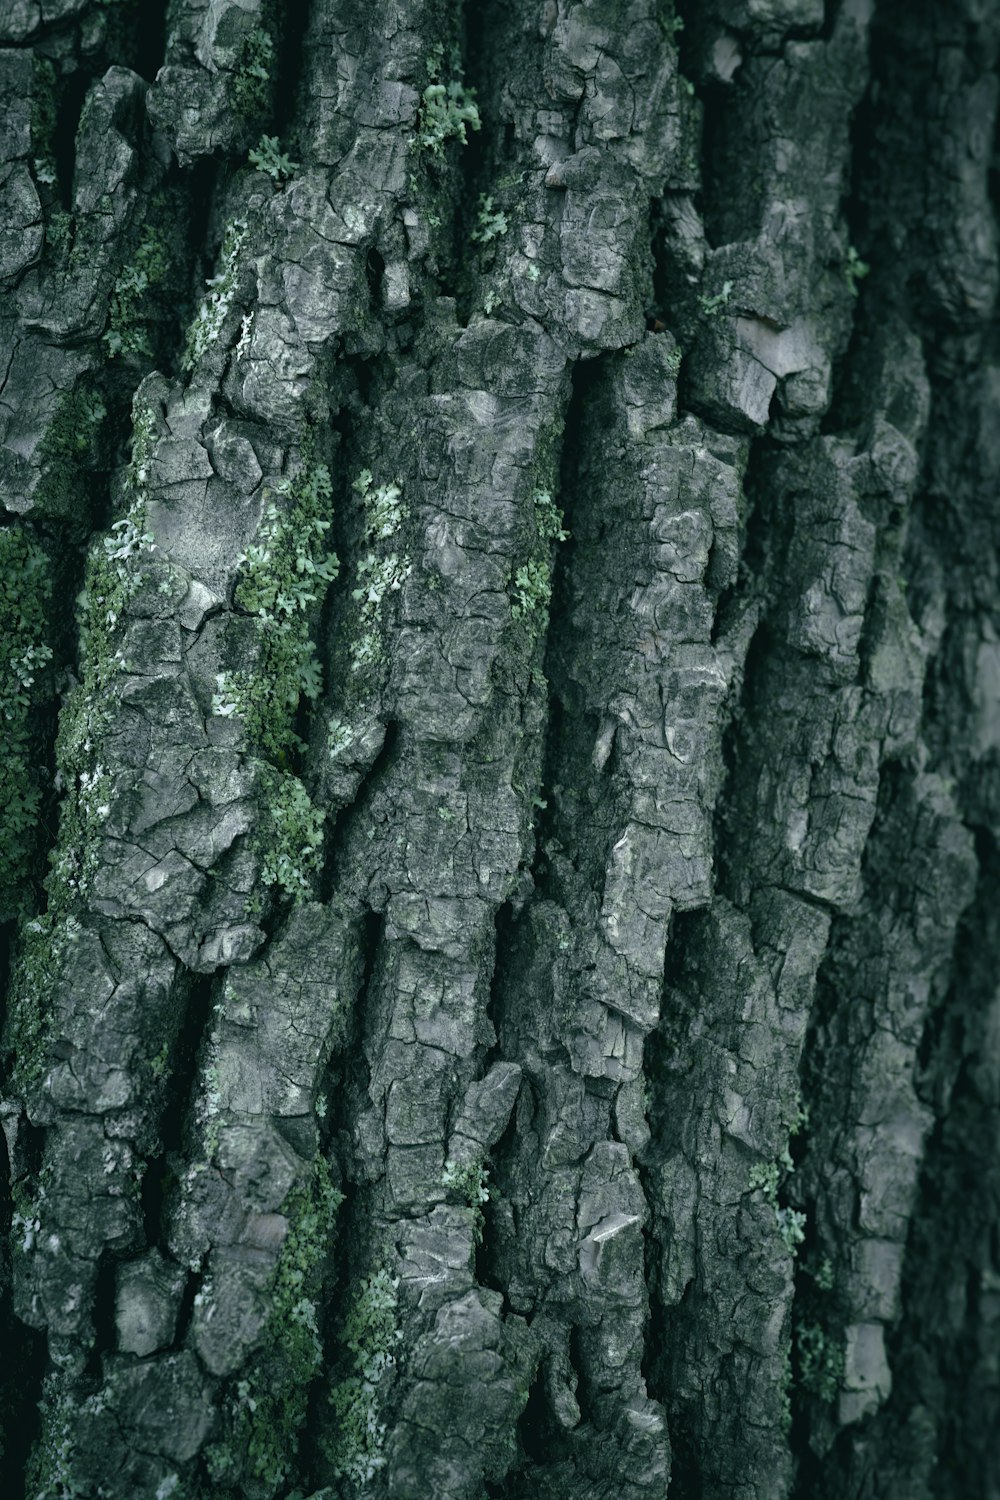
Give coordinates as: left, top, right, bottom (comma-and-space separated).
517, 1359, 561, 1466
0, 927, 12, 1074
483, 898, 515, 1074
272, 0, 312, 140
128, 0, 168, 85
52, 69, 88, 214
0, 1308, 46, 1500
171, 1265, 203, 1352
0, 1088, 45, 1500
878, 827, 1000, 1497
168, 968, 223, 1206
163, 155, 222, 380
85, 1248, 118, 1379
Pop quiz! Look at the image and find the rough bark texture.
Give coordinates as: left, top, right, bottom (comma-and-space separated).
0, 1, 997, 1497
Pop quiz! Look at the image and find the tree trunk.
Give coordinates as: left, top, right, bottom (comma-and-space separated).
0, 1, 997, 1496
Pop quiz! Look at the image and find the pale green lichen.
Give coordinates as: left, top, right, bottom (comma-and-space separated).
509, 488, 568, 623
206, 1160, 343, 1494
215, 459, 338, 761
415, 44, 480, 158
442, 1156, 490, 1205
349, 469, 409, 674
213, 454, 336, 904
256, 767, 326, 900
510, 558, 552, 620
34, 384, 106, 525
183, 218, 249, 372
233, 26, 275, 120
49, 395, 157, 907
747, 1148, 806, 1252
843, 244, 870, 296
797, 1321, 844, 1403
104, 223, 170, 358
0, 530, 54, 919
471, 194, 508, 244
248, 134, 298, 182
326, 1269, 402, 1487
698, 279, 733, 317
5, 914, 83, 1093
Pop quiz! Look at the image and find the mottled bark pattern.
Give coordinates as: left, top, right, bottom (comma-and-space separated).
0, 1, 996, 1498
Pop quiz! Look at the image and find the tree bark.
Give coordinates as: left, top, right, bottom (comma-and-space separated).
0, 1, 997, 1497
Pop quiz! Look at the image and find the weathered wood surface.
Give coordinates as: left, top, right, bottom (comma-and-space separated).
0, 1, 997, 1496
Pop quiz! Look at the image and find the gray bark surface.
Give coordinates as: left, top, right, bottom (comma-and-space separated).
0, 1, 997, 1497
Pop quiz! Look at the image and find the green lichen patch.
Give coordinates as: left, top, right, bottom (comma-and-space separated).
233, 25, 276, 121
213, 456, 337, 904
442, 1155, 490, 1248
415, 44, 480, 159
48, 396, 157, 909
325, 1268, 402, 1487
471, 195, 508, 248
23, 1377, 84, 1500
183, 217, 250, 373
0, 528, 55, 920
843, 244, 870, 296
33, 384, 107, 527
249, 134, 298, 182
224, 459, 338, 760
442, 1156, 490, 1206
348, 469, 409, 676
4, 912, 82, 1096
793, 1254, 843, 1406
103, 219, 170, 357
796, 1320, 844, 1403
509, 487, 568, 625
256, 765, 326, 901
205, 1159, 343, 1495
747, 1143, 806, 1253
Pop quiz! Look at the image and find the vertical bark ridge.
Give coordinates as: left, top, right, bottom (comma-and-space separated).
639, 4, 939, 1498
784, 2, 1000, 1494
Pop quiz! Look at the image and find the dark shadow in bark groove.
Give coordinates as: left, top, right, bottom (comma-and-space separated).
128, 0, 168, 84
83, 1249, 118, 1381
151, 969, 221, 1247
445, 0, 497, 320
482, 899, 515, 1075
166, 156, 223, 379
890, 826, 1000, 1443
53, 70, 89, 214
140, 1150, 172, 1251
308, 912, 382, 1473
323, 906, 380, 1202
474, 1067, 517, 1308
365, 244, 386, 313
523, 688, 564, 892
0, 1309, 46, 1500
516, 1359, 562, 1466
171, 1266, 203, 1351
272, 0, 313, 139
532, 356, 618, 896
711, 616, 771, 896
0, 926, 11, 1078
479, 1358, 561, 1497
0, 1101, 47, 1500
660, 1281, 704, 1500
640, 907, 701, 1431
